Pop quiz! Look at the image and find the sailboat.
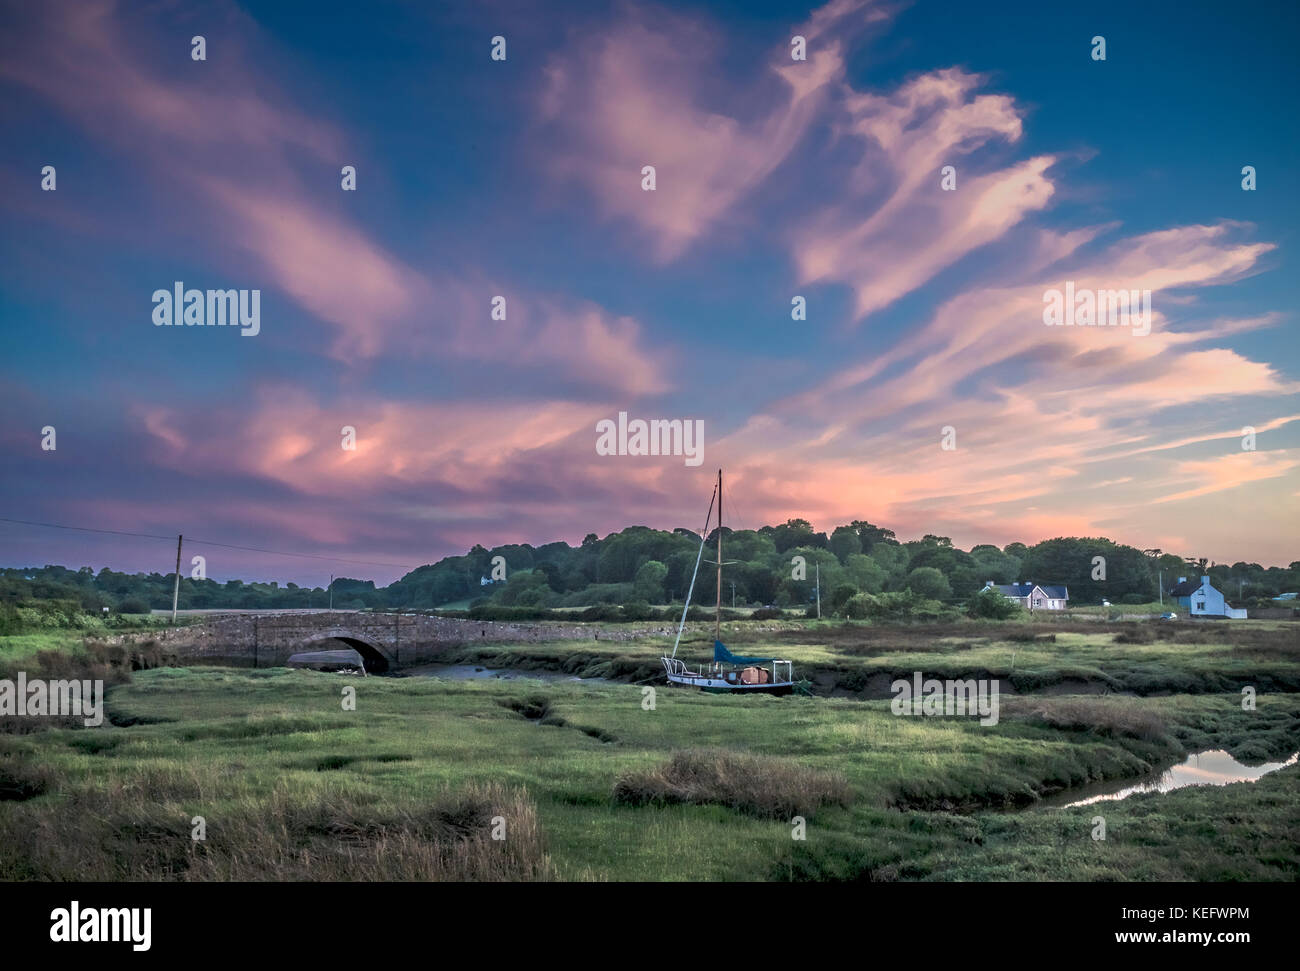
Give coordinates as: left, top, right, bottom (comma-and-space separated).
661, 469, 799, 695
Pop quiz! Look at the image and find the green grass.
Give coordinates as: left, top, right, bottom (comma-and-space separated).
2, 663, 1297, 880
0, 631, 90, 663
1068, 601, 1167, 616
441, 619, 1300, 696
0, 616, 189, 664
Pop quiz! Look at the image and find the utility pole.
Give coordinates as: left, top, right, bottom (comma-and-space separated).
731, 581, 736, 608
329, 574, 334, 611
1158, 571, 1163, 606
171, 534, 183, 624
815, 561, 821, 619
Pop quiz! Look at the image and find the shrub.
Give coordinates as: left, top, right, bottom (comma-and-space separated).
0, 780, 555, 880
578, 604, 623, 622
1113, 625, 1156, 644
841, 593, 876, 620
966, 587, 1022, 619
828, 584, 859, 615
613, 749, 851, 819
467, 604, 557, 622
619, 601, 656, 622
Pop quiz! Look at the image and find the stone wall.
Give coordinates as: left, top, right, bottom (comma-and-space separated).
103, 611, 654, 670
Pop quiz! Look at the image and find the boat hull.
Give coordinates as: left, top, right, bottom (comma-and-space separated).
700, 683, 793, 696
665, 672, 795, 696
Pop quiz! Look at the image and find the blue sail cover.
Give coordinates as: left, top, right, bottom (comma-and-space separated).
713, 640, 776, 665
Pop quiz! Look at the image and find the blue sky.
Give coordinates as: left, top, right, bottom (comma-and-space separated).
1, 0, 1296, 584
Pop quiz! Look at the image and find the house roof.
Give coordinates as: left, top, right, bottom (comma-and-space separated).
990, 582, 1069, 600
1169, 578, 1209, 597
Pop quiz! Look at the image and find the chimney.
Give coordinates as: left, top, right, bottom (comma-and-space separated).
1201, 576, 1210, 586
1177, 577, 1185, 584
985, 580, 994, 589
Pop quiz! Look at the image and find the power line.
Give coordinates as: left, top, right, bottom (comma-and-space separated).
0, 516, 416, 570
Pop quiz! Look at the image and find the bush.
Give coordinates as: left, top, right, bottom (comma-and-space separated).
117, 597, 151, 615
620, 601, 656, 621
750, 607, 784, 620
966, 587, 1022, 619
467, 604, 557, 622
578, 604, 623, 622
613, 749, 851, 819
1113, 625, 1156, 644
842, 593, 877, 620
829, 584, 859, 615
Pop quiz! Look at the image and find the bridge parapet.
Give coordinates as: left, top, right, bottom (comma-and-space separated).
104, 611, 609, 670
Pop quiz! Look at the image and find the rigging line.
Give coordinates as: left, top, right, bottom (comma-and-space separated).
727, 488, 750, 536
0, 517, 416, 570
671, 482, 717, 660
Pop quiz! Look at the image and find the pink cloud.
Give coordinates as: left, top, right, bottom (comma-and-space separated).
701, 218, 1297, 562
538, 0, 874, 260
2, 0, 672, 390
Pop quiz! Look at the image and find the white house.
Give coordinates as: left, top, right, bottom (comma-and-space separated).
1169, 576, 1246, 619
985, 581, 1069, 610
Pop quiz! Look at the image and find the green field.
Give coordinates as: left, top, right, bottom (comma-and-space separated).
1, 618, 1297, 881
443, 618, 1300, 696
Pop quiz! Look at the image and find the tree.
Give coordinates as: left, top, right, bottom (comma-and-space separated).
868, 543, 909, 584
760, 519, 828, 553
633, 560, 668, 603
843, 554, 886, 594
533, 560, 563, 592
905, 567, 951, 601
970, 545, 1021, 584
848, 520, 898, 552
117, 597, 150, 615
829, 526, 862, 563
1021, 537, 1155, 603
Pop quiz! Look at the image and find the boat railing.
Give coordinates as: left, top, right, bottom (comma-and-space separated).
662, 656, 691, 677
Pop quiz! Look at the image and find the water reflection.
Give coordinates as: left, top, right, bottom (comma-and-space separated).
1045, 749, 1299, 809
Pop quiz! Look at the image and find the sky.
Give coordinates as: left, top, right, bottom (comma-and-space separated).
1, 0, 1297, 586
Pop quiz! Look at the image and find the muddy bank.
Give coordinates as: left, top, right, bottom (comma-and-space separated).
400, 663, 612, 685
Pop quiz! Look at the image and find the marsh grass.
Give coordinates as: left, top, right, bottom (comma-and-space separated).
0, 657, 1295, 881
613, 748, 851, 819
0, 638, 178, 734
1002, 696, 1167, 741
442, 620, 1300, 697
0, 777, 554, 881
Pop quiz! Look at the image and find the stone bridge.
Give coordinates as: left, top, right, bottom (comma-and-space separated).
130, 611, 612, 673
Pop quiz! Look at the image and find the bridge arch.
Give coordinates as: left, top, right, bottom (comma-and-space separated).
305, 631, 393, 673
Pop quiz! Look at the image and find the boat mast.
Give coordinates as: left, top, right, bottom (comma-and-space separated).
670, 482, 717, 659
716, 468, 722, 644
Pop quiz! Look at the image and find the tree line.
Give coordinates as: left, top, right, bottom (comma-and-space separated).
3, 520, 1297, 615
